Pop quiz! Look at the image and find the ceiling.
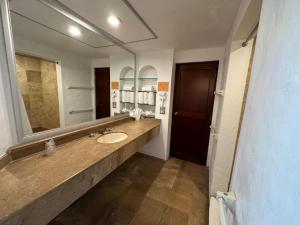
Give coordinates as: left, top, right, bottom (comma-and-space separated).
233, 0, 262, 41
58, 0, 155, 43
9, 0, 243, 57
126, 0, 242, 52
11, 12, 126, 58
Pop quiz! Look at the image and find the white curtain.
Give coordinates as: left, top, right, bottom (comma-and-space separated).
0, 10, 18, 156
0, 67, 15, 156
19, 94, 33, 135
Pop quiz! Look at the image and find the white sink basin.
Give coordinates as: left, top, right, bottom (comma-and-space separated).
97, 132, 128, 144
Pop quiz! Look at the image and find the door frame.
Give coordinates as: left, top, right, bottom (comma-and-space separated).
169, 59, 224, 166
93, 67, 110, 120
92, 66, 109, 121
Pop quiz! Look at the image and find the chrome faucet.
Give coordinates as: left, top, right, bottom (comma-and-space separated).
103, 127, 112, 134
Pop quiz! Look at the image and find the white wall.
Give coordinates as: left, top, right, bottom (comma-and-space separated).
174, 47, 224, 64
138, 49, 175, 160
208, 0, 255, 194
14, 36, 94, 127
230, 0, 300, 224
209, 41, 253, 194
91, 58, 109, 69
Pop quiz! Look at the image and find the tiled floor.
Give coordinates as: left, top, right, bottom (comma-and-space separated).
49, 153, 209, 225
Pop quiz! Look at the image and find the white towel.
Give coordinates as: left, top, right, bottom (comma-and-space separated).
143, 92, 148, 105
138, 92, 144, 104
148, 92, 156, 105
123, 84, 134, 91
121, 91, 127, 103
126, 91, 131, 102
129, 92, 135, 103
141, 85, 155, 91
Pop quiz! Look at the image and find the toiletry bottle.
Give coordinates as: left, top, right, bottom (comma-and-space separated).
45, 138, 56, 156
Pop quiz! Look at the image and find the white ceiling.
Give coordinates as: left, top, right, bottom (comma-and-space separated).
9, 0, 243, 57
59, 0, 155, 43
233, 0, 262, 41
126, 0, 242, 52
9, 0, 114, 48
11, 12, 127, 58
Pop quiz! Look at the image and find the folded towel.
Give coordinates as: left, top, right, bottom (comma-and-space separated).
126, 91, 131, 102
148, 92, 156, 105
138, 92, 144, 104
123, 84, 134, 91
143, 92, 148, 105
141, 85, 155, 91
129, 92, 135, 103
121, 91, 127, 103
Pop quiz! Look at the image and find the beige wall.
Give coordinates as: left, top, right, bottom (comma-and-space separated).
16, 54, 60, 131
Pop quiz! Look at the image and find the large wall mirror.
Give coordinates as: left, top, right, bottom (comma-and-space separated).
4, 0, 136, 141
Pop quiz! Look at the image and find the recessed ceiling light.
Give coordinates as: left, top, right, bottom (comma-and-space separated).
107, 15, 121, 27
68, 25, 81, 37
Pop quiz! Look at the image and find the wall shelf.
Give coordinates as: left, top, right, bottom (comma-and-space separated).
138, 77, 158, 80
138, 90, 157, 93
120, 78, 135, 80
119, 66, 135, 112
120, 90, 135, 92
137, 65, 158, 118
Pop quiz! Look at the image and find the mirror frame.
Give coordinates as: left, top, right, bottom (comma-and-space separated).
0, 0, 137, 144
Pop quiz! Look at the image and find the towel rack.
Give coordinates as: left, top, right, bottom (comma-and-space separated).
68, 86, 94, 90
216, 192, 236, 225
69, 109, 93, 114
214, 90, 224, 96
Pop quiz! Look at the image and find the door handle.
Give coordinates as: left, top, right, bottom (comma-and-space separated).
174, 112, 178, 115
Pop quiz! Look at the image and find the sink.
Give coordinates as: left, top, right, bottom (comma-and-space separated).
97, 132, 128, 144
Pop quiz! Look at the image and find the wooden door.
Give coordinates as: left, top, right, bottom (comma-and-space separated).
170, 62, 218, 165
95, 68, 110, 119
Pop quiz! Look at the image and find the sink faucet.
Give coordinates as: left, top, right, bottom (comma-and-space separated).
103, 127, 112, 134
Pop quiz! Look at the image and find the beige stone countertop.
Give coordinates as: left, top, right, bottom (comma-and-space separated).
0, 119, 160, 221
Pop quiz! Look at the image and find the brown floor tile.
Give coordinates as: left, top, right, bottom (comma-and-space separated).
154, 167, 178, 188
49, 154, 209, 225
180, 161, 209, 186
147, 182, 192, 214
128, 197, 168, 225
160, 206, 189, 225
163, 157, 183, 170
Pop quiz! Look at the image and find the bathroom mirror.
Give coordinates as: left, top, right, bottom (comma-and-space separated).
5, 0, 136, 139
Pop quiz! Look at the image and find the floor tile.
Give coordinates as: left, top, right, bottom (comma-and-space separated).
49, 154, 209, 225
128, 197, 168, 225
160, 206, 189, 225
147, 182, 192, 214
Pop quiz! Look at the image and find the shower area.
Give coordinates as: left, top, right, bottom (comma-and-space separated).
15, 54, 60, 133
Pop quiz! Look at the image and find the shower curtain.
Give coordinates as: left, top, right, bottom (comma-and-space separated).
0, 67, 15, 156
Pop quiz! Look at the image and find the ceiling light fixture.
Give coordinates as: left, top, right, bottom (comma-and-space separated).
107, 15, 121, 27
68, 25, 81, 37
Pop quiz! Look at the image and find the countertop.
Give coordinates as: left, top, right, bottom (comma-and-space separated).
0, 119, 160, 223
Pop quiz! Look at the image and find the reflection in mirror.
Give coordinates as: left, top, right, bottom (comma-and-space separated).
8, 0, 135, 137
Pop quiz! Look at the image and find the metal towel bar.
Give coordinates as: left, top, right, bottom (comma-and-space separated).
69, 109, 93, 114
68, 86, 93, 90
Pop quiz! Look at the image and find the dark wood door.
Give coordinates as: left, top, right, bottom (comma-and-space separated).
170, 62, 218, 165
95, 68, 110, 119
